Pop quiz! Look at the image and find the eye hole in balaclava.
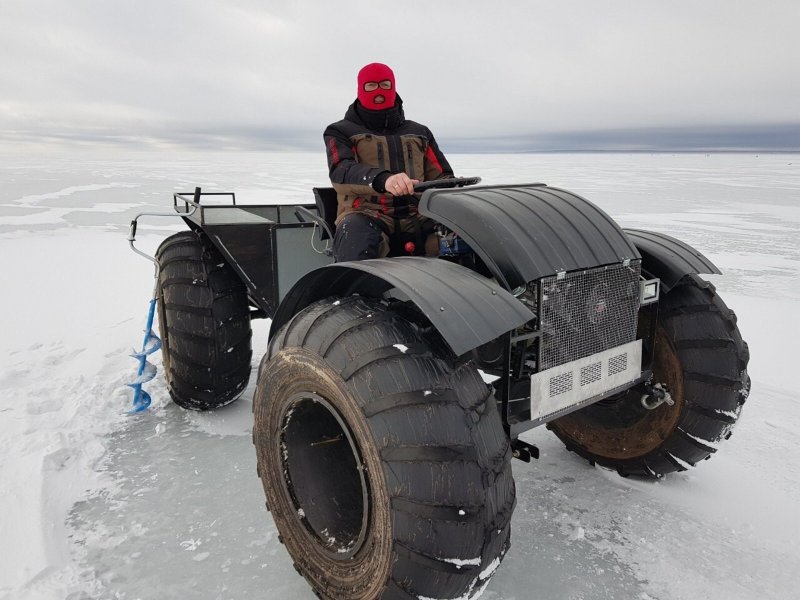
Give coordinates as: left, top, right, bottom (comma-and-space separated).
357, 63, 396, 110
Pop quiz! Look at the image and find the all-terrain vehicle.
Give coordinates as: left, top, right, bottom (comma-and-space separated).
131, 178, 749, 600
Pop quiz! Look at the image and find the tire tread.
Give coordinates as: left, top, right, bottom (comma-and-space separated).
264, 296, 514, 599
156, 230, 252, 410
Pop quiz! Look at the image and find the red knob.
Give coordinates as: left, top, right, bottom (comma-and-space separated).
404, 241, 416, 254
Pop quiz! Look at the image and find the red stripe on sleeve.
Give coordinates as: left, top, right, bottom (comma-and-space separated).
328, 138, 340, 166
425, 145, 443, 174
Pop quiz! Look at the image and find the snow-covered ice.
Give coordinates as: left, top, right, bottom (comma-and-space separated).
1, 151, 799, 599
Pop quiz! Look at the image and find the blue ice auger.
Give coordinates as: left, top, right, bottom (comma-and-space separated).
128, 297, 161, 412
126, 196, 199, 413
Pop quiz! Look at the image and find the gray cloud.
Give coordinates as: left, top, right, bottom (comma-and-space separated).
2, 0, 798, 151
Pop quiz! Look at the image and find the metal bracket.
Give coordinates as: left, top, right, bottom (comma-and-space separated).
641, 383, 675, 410
511, 439, 540, 462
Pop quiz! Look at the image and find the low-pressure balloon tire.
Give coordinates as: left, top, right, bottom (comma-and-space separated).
155, 230, 252, 410
254, 296, 515, 600
549, 274, 750, 478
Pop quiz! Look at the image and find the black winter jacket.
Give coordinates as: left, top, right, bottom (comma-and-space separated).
323, 98, 453, 226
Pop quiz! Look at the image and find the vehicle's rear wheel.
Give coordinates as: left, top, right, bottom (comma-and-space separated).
254, 296, 515, 600
155, 230, 252, 410
548, 274, 750, 478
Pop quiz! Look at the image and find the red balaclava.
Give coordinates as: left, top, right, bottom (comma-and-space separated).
357, 63, 396, 110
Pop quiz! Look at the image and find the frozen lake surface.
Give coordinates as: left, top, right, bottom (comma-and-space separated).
1, 151, 798, 599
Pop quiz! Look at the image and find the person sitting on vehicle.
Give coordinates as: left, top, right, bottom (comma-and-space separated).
324, 62, 454, 262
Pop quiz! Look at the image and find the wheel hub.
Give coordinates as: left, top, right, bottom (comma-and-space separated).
549, 325, 685, 460
278, 393, 370, 559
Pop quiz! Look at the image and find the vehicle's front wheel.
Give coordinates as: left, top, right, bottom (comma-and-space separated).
254, 296, 515, 600
549, 274, 750, 478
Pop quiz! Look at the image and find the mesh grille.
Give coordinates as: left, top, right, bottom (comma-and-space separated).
539, 262, 641, 370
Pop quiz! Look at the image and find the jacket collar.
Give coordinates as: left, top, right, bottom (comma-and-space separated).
345, 96, 405, 132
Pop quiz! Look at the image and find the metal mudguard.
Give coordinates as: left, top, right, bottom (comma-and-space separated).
419, 184, 641, 290
623, 228, 721, 291
269, 257, 534, 357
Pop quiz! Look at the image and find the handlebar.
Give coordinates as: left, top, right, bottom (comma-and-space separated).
413, 177, 481, 192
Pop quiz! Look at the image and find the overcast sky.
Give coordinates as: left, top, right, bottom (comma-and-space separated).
2, 0, 798, 152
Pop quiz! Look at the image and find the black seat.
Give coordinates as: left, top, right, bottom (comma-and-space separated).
312, 187, 338, 241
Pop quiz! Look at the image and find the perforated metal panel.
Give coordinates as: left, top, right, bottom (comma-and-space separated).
531, 340, 642, 423
580, 362, 602, 386
539, 262, 641, 370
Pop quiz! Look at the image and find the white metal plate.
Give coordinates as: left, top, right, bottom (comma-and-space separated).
530, 340, 642, 422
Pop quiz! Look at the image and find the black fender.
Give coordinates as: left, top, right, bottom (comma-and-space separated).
419, 184, 640, 290
623, 229, 721, 291
269, 256, 534, 357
